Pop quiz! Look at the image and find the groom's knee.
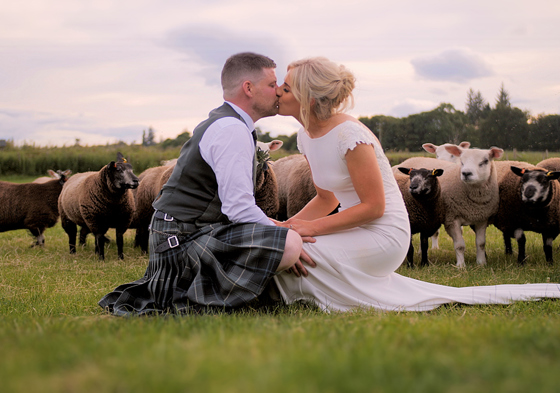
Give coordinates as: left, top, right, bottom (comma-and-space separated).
276, 229, 302, 271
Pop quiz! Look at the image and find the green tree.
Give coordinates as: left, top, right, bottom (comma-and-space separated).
142, 127, 156, 146
465, 88, 490, 126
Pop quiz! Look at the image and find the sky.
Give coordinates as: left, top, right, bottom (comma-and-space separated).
1, 0, 559, 147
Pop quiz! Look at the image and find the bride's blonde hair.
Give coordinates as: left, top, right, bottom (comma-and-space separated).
287, 57, 355, 129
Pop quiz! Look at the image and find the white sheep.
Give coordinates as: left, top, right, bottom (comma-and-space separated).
421, 141, 470, 249
537, 157, 560, 172
439, 145, 504, 267
58, 152, 139, 260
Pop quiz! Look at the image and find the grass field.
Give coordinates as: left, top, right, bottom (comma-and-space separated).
2, 167, 560, 392
1, 217, 560, 392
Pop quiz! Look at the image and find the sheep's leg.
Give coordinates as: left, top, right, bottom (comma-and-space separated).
542, 234, 555, 264
79, 226, 90, 246
503, 231, 513, 255
420, 233, 430, 267
406, 240, 414, 268
61, 216, 77, 254
473, 223, 488, 266
95, 233, 106, 260
444, 221, 466, 268
514, 229, 526, 265
116, 228, 126, 260
134, 226, 149, 254
431, 230, 439, 250
28, 227, 45, 247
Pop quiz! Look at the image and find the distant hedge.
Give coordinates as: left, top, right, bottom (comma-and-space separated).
0, 144, 181, 176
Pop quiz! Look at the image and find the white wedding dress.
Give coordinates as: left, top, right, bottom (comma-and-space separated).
274, 121, 560, 312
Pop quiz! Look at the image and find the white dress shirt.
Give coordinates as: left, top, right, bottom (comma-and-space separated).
199, 102, 273, 226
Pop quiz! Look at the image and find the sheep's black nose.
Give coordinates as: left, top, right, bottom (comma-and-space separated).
524, 185, 536, 199
462, 171, 472, 180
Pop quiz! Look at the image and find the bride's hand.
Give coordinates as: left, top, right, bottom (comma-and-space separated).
279, 219, 317, 238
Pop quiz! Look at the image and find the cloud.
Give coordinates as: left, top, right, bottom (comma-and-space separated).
388, 99, 439, 118
0, 108, 146, 146
411, 48, 494, 82
162, 25, 289, 86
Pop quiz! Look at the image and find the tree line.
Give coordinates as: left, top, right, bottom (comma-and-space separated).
259, 84, 560, 153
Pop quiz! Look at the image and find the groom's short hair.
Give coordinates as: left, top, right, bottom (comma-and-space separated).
221, 52, 276, 96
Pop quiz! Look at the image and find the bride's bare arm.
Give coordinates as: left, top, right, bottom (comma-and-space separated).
283, 143, 385, 237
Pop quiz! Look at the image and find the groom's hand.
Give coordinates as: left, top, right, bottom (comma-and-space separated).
288, 236, 316, 277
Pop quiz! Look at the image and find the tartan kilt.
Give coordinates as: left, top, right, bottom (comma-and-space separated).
98, 213, 288, 316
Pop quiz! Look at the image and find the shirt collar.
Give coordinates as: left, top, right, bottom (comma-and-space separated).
224, 101, 255, 131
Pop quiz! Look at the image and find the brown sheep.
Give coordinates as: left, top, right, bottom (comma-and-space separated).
0, 173, 70, 247
58, 152, 139, 260
537, 157, 560, 172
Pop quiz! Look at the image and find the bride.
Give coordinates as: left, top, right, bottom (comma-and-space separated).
272, 56, 560, 312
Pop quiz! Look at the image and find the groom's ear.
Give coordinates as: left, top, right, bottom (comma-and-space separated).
242, 80, 253, 97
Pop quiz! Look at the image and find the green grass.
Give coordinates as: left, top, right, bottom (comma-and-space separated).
1, 223, 560, 393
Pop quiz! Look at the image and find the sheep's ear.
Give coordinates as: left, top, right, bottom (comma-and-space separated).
422, 143, 437, 154
489, 147, 504, 159
62, 169, 72, 176
117, 152, 126, 163
459, 141, 471, 149
108, 161, 117, 169
511, 166, 525, 177
432, 169, 444, 177
546, 171, 560, 180
268, 140, 283, 151
47, 169, 56, 177
444, 144, 462, 157
398, 167, 411, 175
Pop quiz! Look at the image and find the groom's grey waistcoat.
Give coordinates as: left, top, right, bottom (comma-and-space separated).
152, 103, 246, 226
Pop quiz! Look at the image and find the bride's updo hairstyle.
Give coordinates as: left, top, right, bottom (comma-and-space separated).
287, 57, 355, 129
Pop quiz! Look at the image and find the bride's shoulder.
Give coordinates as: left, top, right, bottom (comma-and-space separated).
336, 120, 379, 156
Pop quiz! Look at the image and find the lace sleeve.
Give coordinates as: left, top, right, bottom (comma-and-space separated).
337, 122, 379, 159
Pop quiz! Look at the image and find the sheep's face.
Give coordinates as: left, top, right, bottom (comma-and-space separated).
445, 146, 503, 185
511, 167, 560, 205
108, 161, 139, 190
399, 167, 443, 198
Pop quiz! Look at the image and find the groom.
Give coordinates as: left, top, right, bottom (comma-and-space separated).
99, 52, 312, 315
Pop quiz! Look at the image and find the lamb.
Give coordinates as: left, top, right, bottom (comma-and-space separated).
438, 145, 504, 267
0, 173, 70, 247
395, 166, 446, 268
33, 169, 72, 184
58, 152, 139, 260
537, 157, 560, 172
492, 161, 560, 264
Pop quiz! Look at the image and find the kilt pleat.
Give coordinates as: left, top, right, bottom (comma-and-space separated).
98, 214, 287, 316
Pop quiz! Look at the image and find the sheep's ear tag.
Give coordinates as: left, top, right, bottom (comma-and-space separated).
431, 169, 437, 176
122, 157, 127, 163
546, 171, 554, 177
520, 168, 526, 175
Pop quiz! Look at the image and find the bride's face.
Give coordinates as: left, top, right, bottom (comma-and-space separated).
277, 70, 301, 119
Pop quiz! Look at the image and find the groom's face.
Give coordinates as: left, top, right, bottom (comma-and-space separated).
251, 68, 280, 119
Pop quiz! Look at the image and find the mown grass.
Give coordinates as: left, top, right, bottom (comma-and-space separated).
1, 220, 560, 393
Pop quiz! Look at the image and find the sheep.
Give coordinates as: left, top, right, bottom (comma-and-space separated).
537, 157, 560, 172
438, 145, 504, 267
422, 141, 471, 162
130, 164, 174, 253
492, 161, 560, 264
33, 169, 72, 184
58, 152, 139, 260
395, 166, 446, 268
0, 173, 70, 247
421, 141, 470, 249
273, 154, 316, 221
